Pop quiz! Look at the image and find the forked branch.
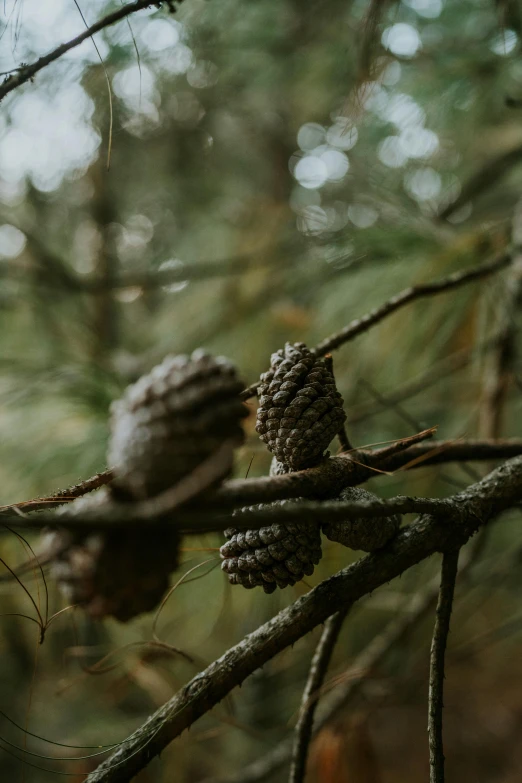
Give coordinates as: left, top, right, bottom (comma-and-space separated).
203, 537, 484, 783
85, 457, 522, 782
2, 437, 522, 533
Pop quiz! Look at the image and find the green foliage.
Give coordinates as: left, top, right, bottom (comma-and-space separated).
0, 0, 522, 780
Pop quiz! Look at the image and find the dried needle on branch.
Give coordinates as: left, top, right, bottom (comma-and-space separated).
0, 470, 114, 516
3, 436, 522, 532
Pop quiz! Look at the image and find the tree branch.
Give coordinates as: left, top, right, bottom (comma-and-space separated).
240, 251, 512, 399
0, 1, 174, 103
201, 496, 455, 531
289, 606, 351, 783
202, 537, 484, 783
0, 469, 113, 516
84, 457, 522, 782
314, 251, 512, 355
209, 438, 522, 511
3, 438, 522, 532
428, 548, 460, 783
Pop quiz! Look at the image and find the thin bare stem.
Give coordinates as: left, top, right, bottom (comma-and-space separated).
0, 469, 113, 517
240, 251, 512, 400
201, 538, 483, 783
0, 1, 177, 103
3, 438, 522, 533
324, 354, 353, 451
428, 548, 460, 783
314, 251, 512, 356
289, 606, 351, 783
85, 457, 522, 782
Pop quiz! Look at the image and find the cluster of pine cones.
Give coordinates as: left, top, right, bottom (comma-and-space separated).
43, 351, 247, 621
44, 341, 400, 619
220, 343, 399, 593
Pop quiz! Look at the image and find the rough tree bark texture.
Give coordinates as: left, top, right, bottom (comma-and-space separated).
3, 437, 522, 532
85, 456, 522, 782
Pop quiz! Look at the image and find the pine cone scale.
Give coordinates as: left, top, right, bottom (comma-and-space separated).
256, 342, 346, 471
46, 349, 247, 621
220, 499, 322, 594
108, 350, 247, 500
322, 487, 401, 551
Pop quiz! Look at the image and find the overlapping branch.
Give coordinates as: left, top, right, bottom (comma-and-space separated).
2, 436, 522, 532
204, 539, 482, 783
0, 1, 174, 103
84, 456, 522, 782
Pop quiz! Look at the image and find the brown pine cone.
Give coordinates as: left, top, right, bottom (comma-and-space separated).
42, 489, 179, 622
256, 342, 346, 470
220, 500, 322, 593
322, 486, 400, 551
108, 350, 247, 499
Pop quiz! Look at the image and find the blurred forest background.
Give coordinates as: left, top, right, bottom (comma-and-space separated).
1, 0, 522, 781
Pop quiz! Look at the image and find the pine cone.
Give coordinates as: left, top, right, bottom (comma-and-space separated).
269, 456, 289, 476
108, 350, 247, 499
43, 489, 180, 622
220, 500, 322, 593
256, 342, 346, 470
322, 487, 400, 551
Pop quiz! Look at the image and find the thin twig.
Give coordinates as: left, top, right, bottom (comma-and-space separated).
428, 548, 460, 783
314, 251, 512, 356
0, 1, 176, 103
240, 251, 512, 400
0, 470, 113, 517
84, 457, 522, 782
204, 538, 483, 783
336, 425, 352, 452
324, 354, 353, 451
3, 438, 522, 532
289, 606, 351, 783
